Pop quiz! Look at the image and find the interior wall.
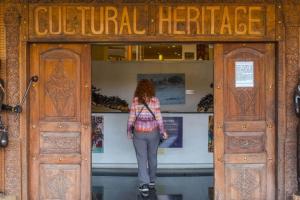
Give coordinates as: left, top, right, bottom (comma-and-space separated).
92, 60, 213, 112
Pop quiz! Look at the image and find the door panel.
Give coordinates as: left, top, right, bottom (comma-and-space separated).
214, 43, 275, 200
29, 44, 91, 200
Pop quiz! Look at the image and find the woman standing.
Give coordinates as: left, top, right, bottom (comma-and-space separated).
127, 79, 168, 193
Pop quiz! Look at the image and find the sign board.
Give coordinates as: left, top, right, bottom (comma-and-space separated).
235, 61, 254, 87
28, 4, 276, 41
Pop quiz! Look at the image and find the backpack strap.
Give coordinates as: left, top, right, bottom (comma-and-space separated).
143, 102, 156, 120
133, 106, 144, 125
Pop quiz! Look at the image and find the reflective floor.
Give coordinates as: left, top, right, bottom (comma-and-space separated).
92, 175, 213, 200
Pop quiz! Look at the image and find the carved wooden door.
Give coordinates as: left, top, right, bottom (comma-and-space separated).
29, 44, 91, 200
214, 43, 275, 200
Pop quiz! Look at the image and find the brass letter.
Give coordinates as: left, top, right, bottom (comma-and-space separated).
234, 6, 247, 35
206, 6, 220, 34
91, 7, 104, 35
49, 6, 62, 35
249, 6, 262, 35
220, 7, 232, 34
173, 6, 186, 35
201, 7, 205, 34
105, 6, 118, 35
120, 7, 132, 34
133, 7, 145, 34
187, 6, 200, 34
63, 7, 76, 35
35, 7, 48, 35
159, 6, 172, 34
77, 6, 90, 35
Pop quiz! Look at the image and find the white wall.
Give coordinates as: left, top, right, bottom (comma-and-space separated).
92, 113, 213, 169
92, 60, 213, 112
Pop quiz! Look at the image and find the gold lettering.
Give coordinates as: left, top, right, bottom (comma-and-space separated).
201, 7, 205, 34
220, 7, 232, 34
120, 7, 132, 34
77, 6, 90, 35
159, 6, 172, 34
63, 7, 75, 35
32, 5, 267, 37
173, 6, 186, 34
249, 6, 262, 35
133, 7, 145, 34
35, 7, 48, 35
49, 6, 62, 35
235, 6, 247, 35
91, 7, 104, 34
105, 6, 118, 34
187, 6, 200, 34
206, 6, 220, 34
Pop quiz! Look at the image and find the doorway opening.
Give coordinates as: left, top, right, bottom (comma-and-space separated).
90, 43, 214, 200
28, 42, 275, 200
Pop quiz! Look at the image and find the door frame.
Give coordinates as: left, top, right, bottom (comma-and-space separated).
24, 40, 279, 199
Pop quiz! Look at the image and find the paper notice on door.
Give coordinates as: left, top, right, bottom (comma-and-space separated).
235, 61, 254, 87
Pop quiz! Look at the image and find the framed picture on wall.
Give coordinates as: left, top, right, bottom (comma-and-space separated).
92, 114, 104, 153
208, 115, 214, 152
159, 117, 183, 148
137, 73, 185, 105
184, 52, 195, 60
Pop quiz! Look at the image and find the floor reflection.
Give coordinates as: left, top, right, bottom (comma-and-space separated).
92, 175, 213, 200
137, 190, 182, 200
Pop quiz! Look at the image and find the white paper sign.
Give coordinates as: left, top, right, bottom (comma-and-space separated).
235, 61, 254, 87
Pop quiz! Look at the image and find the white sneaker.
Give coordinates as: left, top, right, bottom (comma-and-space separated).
138, 184, 149, 192
148, 182, 155, 189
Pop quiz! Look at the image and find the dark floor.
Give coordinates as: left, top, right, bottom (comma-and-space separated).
92, 174, 213, 200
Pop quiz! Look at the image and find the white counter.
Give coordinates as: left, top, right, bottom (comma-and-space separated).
92, 113, 213, 169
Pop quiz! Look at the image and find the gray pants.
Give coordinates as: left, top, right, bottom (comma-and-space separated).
133, 130, 160, 186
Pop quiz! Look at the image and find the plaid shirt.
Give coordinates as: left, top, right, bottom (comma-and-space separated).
127, 97, 165, 135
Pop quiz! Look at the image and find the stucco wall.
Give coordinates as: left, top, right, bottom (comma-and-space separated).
92, 60, 213, 112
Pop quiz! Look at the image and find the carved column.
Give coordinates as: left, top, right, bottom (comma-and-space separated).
286, 26, 300, 200
282, 1, 300, 199
3, 5, 21, 197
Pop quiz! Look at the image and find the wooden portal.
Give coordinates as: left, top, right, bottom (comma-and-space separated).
1, 1, 299, 199
214, 43, 275, 200
29, 44, 91, 200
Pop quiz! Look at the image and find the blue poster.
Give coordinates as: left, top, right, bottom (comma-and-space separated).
91, 115, 104, 153
208, 115, 214, 152
160, 117, 183, 148
137, 73, 185, 105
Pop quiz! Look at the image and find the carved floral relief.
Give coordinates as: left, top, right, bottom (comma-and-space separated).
45, 60, 75, 116
232, 168, 260, 200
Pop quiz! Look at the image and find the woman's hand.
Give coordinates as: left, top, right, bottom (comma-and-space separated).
162, 131, 168, 139
127, 133, 133, 140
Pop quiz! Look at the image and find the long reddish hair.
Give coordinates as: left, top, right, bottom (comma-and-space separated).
134, 79, 155, 103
